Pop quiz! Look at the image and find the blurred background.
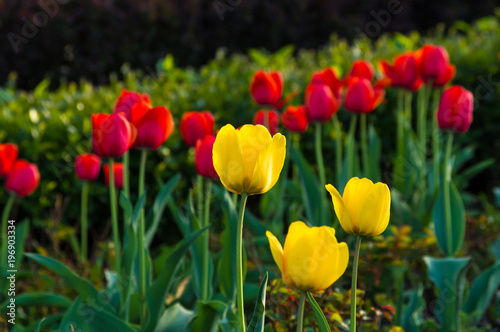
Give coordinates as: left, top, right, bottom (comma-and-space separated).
1, 0, 499, 90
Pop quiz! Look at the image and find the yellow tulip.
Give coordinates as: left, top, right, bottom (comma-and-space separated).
266, 221, 349, 292
326, 177, 391, 237
213, 124, 286, 195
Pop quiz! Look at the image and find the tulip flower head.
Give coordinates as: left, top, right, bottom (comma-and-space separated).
305, 82, 340, 122
113, 90, 151, 121
213, 124, 286, 195
266, 221, 349, 292
0, 143, 18, 177
379, 52, 422, 91
180, 111, 215, 147
326, 177, 391, 236
195, 135, 219, 180
253, 110, 280, 135
104, 163, 124, 188
348, 60, 375, 82
5, 159, 40, 197
250, 71, 283, 107
311, 68, 344, 102
417, 45, 456, 87
282, 105, 308, 133
75, 153, 102, 182
131, 106, 174, 150
344, 77, 385, 114
437, 85, 474, 133
92, 113, 135, 158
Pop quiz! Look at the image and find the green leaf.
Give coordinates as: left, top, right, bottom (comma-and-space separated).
25, 253, 114, 314
432, 180, 465, 256
190, 300, 227, 332
35, 317, 46, 332
121, 223, 138, 312
59, 298, 136, 332
218, 191, 238, 302
144, 227, 208, 332
454, 158, 495, 189
462, 262, 500, 324
368, 124, 381, 181
401, 286, 425, 332
119, 191, 133, 227
423, 256, 471, 330
290, 146, 330, 226
307, 292, 331, 332
1, 293, 71, 311
14, 220, 29, 270
131, 192, 147, 231
154, 303, 194, 332
247, 272, 268, 332
248, 49, 268, 66
145, 174, 181, 247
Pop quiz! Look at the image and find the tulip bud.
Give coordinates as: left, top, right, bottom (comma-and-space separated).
113, 90, 151, 121
344, 77, 385, 114
180, 111, 215, 147
417, 45, 456, 87
379, 52, 422, 91
305, 83, 339, 122
5, 159, 40, 197
103, 163, 124, 188
250, 71, 283, 106
282, 105, 308, 133
131, 106, 174, 150
349, 60, 375, 82
436, 85, 474, 133
195, 135, 219, 179
0, 143, 18, 177
266, 221, 349, 292
75, 153, 102, 182
92, 113, 135, 158
253, 110, 280, 135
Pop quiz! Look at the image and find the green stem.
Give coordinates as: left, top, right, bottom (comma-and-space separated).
350, 236, 362, 332
138, 149, 148, 323
236, 192, 249, 332
275, 138, 291, 224
292, 133, 300, 183
1, 194, 16, 269
360, 114, 369, 178
202, 178, 212, 301
417, 84, 428, 186
405, 91, 412, 129
122, 151, 130, 198
80, 182, 89, 262
334, 114, 342, 187
108, 159, 122, 304
394, 90, 405, 190
315, 123, 326, 186
347, 115, 358, 180
296, 290, 306, 332
443, 132, 454, 256
432, 88, 442, 190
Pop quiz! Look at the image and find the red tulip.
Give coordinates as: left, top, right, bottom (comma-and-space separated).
311, 68, 344, 102
380, 52, 422, 91
436, 85, 473, 133
130, 106, 174, 150
282, 105, 308, 133
103, 163, 124, 188
195, 135, 219, 179
0, 143, 18, 177
348, 60, 375, 81
75, 153, 102, 182
5, 160, 40, 197
344, 77, 385, 114
250, 71, 283, 106
305, 82, 339, 122
180, 111, 215, 147
417, 45, 456, 87
92, 113, 135, 158
114, 90, 151, 121
253, 110, 280, 135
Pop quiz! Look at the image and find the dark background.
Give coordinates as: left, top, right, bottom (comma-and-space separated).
0, 0, 498, 90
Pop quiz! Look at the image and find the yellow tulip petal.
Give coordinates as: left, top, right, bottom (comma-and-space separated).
329, 242, 349, 285
213, 124, 245, 194
247, 133, 286, 195
266, 231, 284, 275
236, 125, 272, 190
325, 184, 354, 234
358, 182, 391, 236
342, 177, 374, 233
